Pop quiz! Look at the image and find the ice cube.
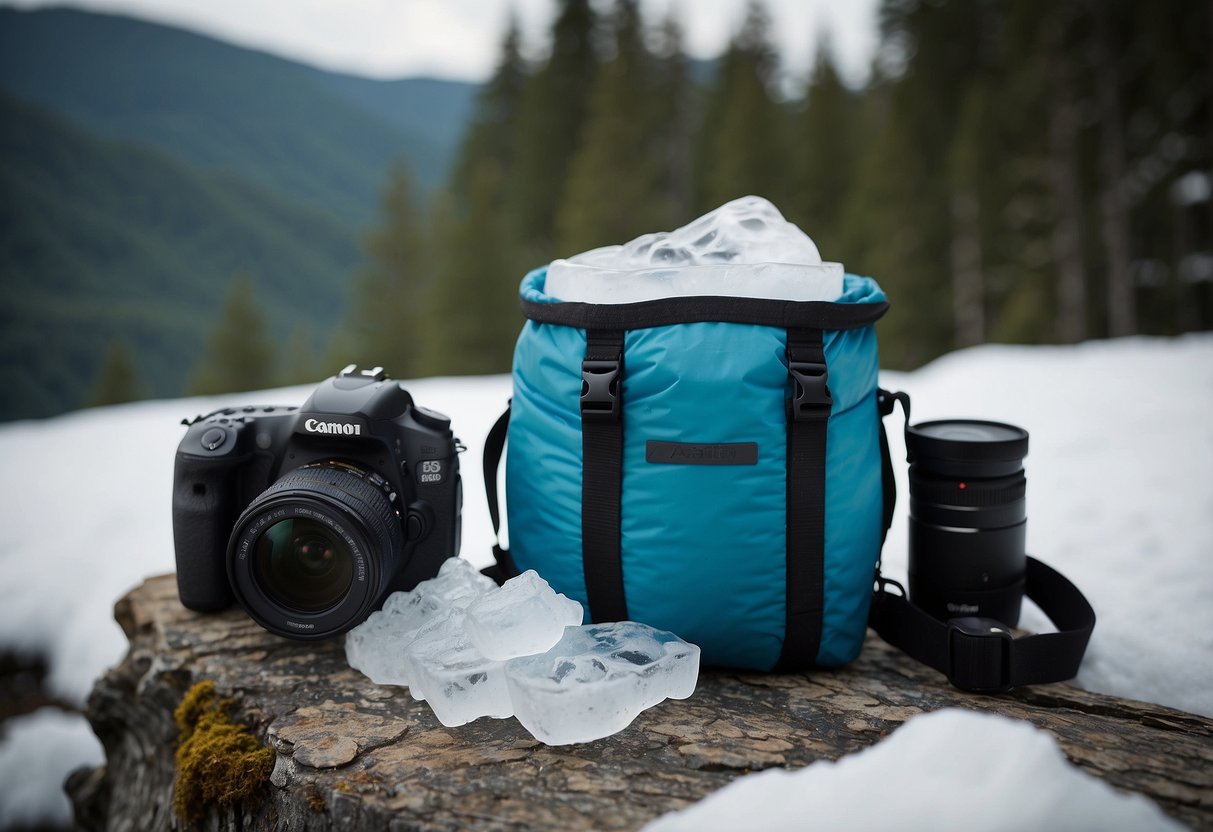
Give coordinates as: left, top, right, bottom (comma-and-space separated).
405, 618, 512, 727
546, 196, 843, 304
345, 557, 497, 687
464, 570, 584, 661
503, 622, 701, 745
414, 556, 499, 608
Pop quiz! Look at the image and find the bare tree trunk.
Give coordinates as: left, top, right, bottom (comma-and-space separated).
1046, 5, 1088, 343
950, 190, 985, 347
1091, 1, 1136, 337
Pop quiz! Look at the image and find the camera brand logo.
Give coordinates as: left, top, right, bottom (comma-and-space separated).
304, 418, 362, 436
947, 602, 980, 614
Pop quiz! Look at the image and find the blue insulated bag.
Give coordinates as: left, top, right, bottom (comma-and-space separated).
483, 267, 891, 671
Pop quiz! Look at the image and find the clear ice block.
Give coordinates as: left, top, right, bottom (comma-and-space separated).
504, 622, 701, 745
464, 570, 584, 660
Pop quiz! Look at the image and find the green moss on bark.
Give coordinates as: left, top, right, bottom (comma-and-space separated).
172, 680, 275, 823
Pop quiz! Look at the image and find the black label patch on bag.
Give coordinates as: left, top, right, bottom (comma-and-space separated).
645, 441, 758, 465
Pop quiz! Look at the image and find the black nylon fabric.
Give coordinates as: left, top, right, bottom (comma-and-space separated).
522, 294, 888, 332
580, 330, 628, 623
481, 406, 518, 584
869, 556, 1095, 691
773, 327, 829, 671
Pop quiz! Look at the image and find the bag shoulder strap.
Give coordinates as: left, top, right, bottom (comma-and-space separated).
482, 404, 518, 585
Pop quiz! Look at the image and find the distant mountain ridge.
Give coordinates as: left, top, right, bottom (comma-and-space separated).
0, 6, 479, 220
0, 6, 480, 420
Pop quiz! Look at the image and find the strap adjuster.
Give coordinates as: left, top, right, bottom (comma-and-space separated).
581, 358, 621, 422
789, 361, 833, 422
947, 617, 1013, 692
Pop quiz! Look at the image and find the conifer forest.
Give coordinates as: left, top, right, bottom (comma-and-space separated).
3, 0, 1210, 416
339, 0, 1212, 383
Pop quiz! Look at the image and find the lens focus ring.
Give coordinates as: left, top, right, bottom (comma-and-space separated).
260, 464, 401, 561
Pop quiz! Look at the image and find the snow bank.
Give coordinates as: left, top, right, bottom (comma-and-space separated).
0, 708, 104, 828
877, 335, 1213, 717
0, 374, 510, 704
0, 336, 1208, 825
643, 708, 1182, 831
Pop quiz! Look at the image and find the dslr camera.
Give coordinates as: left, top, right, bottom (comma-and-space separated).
172, 365, 462, 639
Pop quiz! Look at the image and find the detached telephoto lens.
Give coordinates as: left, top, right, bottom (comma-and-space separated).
906, 420, 1029, 624
227, 463, 404, 639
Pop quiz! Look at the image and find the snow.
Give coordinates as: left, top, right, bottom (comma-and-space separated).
643, 708, 1182, 831
0, 334, 1209, 825
0, 708, 104, 828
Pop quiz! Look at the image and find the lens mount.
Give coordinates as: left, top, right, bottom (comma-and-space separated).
227, 462, 404, 639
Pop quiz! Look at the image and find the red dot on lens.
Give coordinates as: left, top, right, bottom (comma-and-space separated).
958, 482, 967, 490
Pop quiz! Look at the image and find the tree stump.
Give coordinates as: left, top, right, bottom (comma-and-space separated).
69, 574, 1212, 830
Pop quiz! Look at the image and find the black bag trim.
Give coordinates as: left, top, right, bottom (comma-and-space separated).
483, 405, 518, 586
580, 330, 628, 622
773, 327, 830, 671
521, 294, 889, 332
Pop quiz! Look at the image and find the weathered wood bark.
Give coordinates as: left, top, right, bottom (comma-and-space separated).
70, 575, 1212, 831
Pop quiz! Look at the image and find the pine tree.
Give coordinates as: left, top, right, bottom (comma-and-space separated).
694, 1, 788, 212
652, 13, 695, 227
450, 16, 528, 206
334, 165, 432, 379
188, 276, 275, 395
556, 0, 669, 254
426, 167, 523, 375
790, 33, 856, 254
838, 0, 998, 368
509, 0, 600, 259
417, 16, 534, 375
87, 338, 148, 406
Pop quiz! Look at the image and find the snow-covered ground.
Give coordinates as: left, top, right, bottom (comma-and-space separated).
0, 334, 1209, 826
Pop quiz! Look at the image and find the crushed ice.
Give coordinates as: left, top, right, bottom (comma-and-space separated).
545, 196, 843, 304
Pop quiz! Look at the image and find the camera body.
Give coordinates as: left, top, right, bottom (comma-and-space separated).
173, 366, 462, 639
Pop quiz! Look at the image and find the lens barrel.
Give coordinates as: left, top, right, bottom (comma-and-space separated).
227, 463, 404, 639
906, 420, 1029, 625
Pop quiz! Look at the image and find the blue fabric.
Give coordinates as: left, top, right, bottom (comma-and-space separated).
508, 267, 886, 669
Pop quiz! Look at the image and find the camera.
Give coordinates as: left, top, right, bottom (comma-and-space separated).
172, 365, 462, 640
906, 419, 1029, 625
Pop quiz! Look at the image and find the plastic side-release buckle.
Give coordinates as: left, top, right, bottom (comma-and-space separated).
947, 617, 1013, 692
789, 361, 833, 422
581, 358, 621, 422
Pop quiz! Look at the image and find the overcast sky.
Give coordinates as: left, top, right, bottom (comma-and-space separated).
8, 0, 881, 88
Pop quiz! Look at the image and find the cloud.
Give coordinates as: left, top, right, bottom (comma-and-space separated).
8, 0, 877, 84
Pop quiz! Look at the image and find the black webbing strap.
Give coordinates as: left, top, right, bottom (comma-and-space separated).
774, 327, 832, 671
580, 330, 628, 623
481, 404, 519, 585
869, 558, 1096, 692
876, 388, 911, 546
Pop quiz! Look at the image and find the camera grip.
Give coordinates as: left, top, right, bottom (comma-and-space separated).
172, 454, 237, 612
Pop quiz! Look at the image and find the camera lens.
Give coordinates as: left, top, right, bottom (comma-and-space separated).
906, 419, 1029, 625
252, 518, 354, 612
228, 463, 404, 638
